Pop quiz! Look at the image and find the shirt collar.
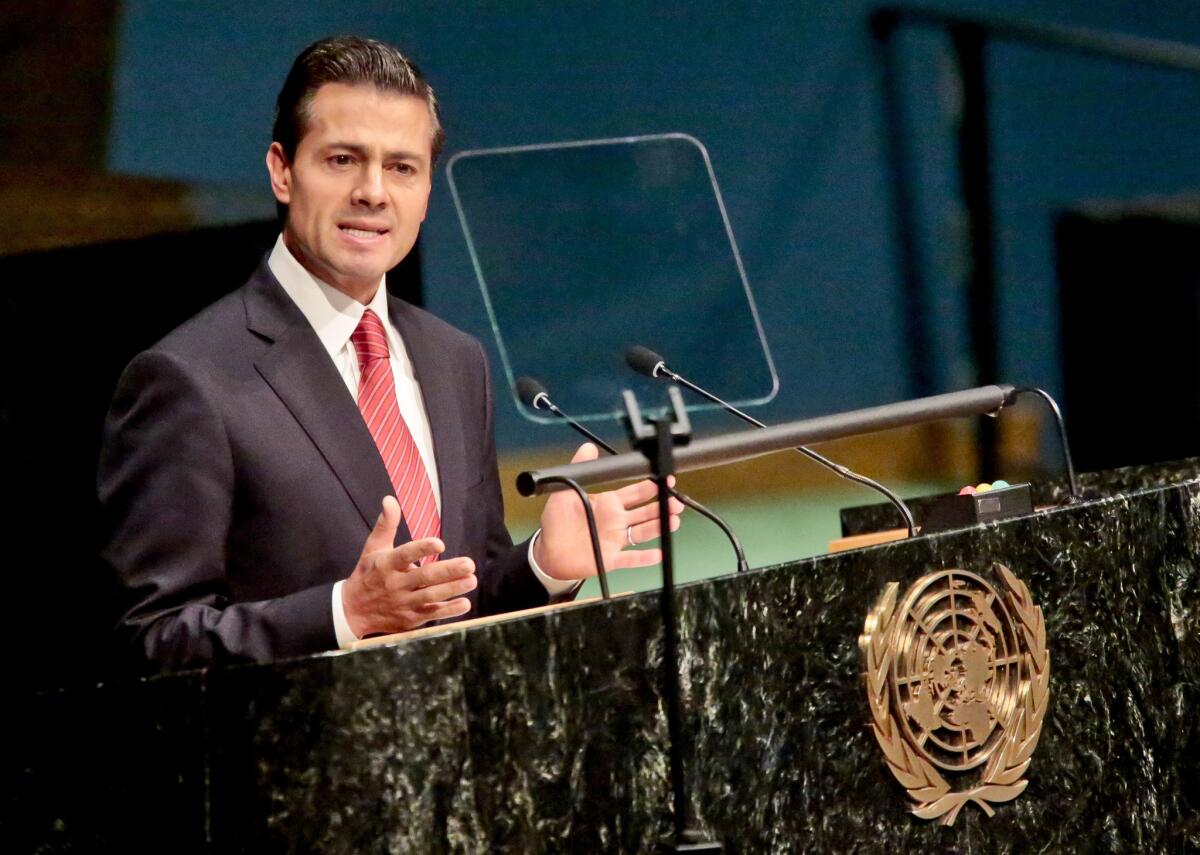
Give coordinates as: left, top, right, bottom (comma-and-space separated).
267, 234, 393, 359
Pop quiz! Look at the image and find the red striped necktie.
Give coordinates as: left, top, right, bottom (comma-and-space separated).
350, 309, 441, 556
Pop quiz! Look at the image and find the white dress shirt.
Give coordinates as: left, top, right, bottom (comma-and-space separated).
267, 236, 573, 648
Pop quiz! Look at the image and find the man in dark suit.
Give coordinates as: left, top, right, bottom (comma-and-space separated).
100, 36, 679, 672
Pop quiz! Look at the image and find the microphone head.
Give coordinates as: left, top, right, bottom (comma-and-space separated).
516, 376, 550, 409
625, 345, 667, 378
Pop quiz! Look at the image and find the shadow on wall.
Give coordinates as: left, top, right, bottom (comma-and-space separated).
0, 222, 424, 691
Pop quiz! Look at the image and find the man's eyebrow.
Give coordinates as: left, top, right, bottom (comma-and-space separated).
322, 141, 426, 162
323, 142, 368, 156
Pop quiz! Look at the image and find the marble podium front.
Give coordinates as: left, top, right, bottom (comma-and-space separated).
8, 460, 1200, 852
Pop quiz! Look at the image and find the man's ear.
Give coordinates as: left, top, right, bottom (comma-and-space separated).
266, 142, 292, 205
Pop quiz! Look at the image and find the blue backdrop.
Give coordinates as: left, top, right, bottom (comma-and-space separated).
107, 0, 1200, 450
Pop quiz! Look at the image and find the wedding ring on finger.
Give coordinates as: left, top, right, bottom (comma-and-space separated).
626, 525, 636, 547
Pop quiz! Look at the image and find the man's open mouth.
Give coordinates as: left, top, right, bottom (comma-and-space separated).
339, 225, 389, 239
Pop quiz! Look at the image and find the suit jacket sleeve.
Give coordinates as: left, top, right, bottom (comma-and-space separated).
99, 349, 335, 672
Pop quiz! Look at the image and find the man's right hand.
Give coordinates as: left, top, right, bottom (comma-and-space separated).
341, 496, 477, 638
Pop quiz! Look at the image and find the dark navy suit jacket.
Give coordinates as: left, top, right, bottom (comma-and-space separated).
99, 262, 550, 671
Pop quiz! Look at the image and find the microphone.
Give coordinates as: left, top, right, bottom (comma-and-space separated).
517, 377, 617, 453
625, 346, 918, 537
517, 376, 750, 573
515, 376, 552, 413
626, 345, 669, 380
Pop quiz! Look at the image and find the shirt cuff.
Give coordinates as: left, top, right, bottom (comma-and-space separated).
332, 580, 358, 649
528, 530, 584, 596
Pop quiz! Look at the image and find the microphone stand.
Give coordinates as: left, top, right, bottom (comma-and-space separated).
627, 348, 917, 537
518, 384, 1019, 495
662, 367, 917, 536
1014, 387, 1080, 501
525, 384, 749, 573
622, 387, 723, 854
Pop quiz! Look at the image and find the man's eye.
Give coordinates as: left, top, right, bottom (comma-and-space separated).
389, 163, 415, 175
329, 154, 354, 166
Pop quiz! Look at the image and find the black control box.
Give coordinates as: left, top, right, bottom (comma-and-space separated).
921, 483, 1034, 534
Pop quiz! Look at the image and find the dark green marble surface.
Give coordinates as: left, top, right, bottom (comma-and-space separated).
8, 460, 1200, 853
840, 456, 1200, 537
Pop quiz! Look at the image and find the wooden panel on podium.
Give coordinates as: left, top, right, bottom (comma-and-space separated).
349, 592, 634, 649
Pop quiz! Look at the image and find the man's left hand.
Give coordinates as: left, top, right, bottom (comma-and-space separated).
532, 443, 685, 580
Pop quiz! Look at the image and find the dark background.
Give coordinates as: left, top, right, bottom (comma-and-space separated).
6, 1, 1200, 688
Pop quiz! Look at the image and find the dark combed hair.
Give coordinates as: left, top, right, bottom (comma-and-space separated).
272, 35, 445, 163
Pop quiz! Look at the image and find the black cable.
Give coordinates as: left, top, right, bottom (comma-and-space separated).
1013, 387, 1079, 502
536, 476, 610, 599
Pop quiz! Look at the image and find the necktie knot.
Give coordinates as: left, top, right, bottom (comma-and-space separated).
351, 309, 390, 367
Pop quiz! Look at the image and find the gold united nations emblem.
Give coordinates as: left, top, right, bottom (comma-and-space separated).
859, 564, 1049, 825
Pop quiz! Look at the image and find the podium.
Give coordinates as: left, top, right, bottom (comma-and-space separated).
9, 459, 1200, 852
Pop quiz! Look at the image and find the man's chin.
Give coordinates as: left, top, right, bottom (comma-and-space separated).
330, 246, 396, 274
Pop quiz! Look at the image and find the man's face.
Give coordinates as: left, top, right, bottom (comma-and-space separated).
266, 83, 434, 301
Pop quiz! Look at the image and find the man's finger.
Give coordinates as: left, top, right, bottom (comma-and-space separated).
611, 478, 669, 508
623, 498, 686, 527
570, 442, 600, 464
361, 496, 403, 556
378, 536, 448, 571
414, 597, 473, 619
612, 547, 664, 569
408, 573, 478, 606
403, 556, 476, 589
398, 597, 473, 631
624, 515, 681, 546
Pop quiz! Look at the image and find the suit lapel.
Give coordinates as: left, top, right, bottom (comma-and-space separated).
244, 265, 411, 542
388, 296, 468, 558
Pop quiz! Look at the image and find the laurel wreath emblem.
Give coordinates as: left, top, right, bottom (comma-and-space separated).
860, 563, 1050, 825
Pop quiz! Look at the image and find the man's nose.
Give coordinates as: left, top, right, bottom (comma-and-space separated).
352, 165, 387, 208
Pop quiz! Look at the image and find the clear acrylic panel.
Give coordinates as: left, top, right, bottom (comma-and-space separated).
447, 133, 778, 422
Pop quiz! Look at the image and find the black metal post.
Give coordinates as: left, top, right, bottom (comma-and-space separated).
651, 417, 689, 843
622, 389, 722, 852
650, 419, 722, 853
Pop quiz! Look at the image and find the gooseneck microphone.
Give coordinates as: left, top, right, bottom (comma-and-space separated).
1013, 387, 1079, 502
516, 377, 613, 452
625, 346, 918, 537
517, 376, 750, 573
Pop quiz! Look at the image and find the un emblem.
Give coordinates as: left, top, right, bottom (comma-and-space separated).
859, 564, 1050, 825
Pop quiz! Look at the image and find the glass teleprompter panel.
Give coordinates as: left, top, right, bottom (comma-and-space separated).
448, 133, 777, 423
